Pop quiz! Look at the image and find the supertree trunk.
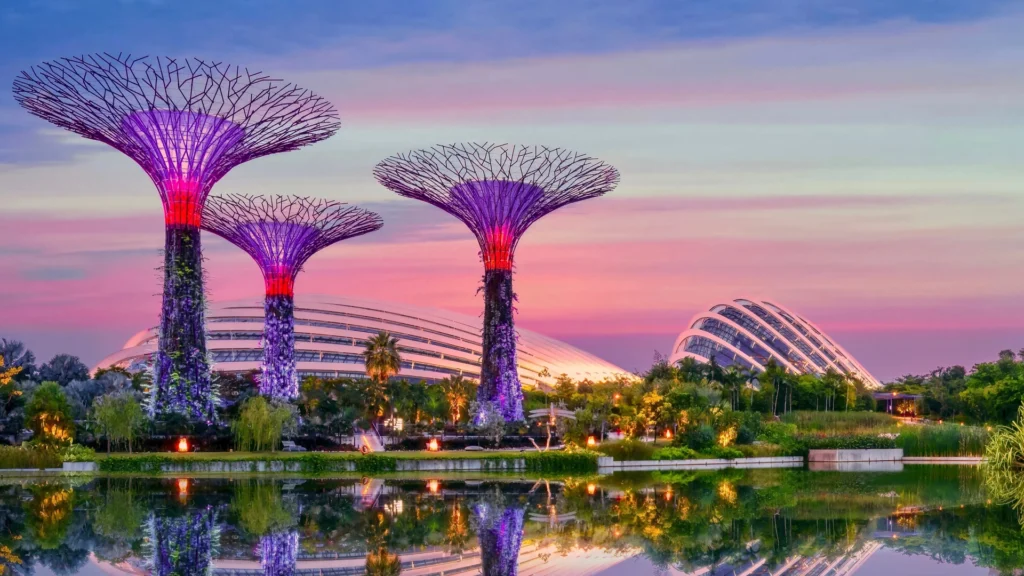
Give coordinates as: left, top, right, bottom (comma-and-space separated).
154, 224, 215, 421
479, 269, 523, 422
259, 531, 298, 576
262, 293, 297, 400
152, 507, 218, 576
475, 502, 524, 576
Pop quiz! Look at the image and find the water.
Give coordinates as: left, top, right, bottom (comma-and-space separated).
2, 465, 1021, 575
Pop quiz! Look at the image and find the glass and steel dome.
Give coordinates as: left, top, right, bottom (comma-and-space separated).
97, 295, 633, 388
669, 297, 880, 388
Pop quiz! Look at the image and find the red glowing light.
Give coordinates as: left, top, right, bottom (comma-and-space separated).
482, 224, 515, 270
664, 429, 673, 439
427, 480, 441, 494
177, 437, 189, 452
264, 267, 296, 297
586, 436, 597, 448
427, 438, 440, 452
163, 180, 204, 227
177, 478, 189, 494
587, 483, 597, 495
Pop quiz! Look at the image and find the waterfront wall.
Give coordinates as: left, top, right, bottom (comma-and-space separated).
808, 449, 904, 462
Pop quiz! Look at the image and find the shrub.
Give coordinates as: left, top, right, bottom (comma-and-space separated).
687, 425, 716, 451
524, 450, 598, 473
653, 446, 700, 460
736, 426, 756, 445
596, 439, 656, 461
59, 444, 95, 462
710, 446, 744, 460
986, 407, 1024, 470
758, 422, 797, 444
0, 445, 61, 469
782, 411, 896, 434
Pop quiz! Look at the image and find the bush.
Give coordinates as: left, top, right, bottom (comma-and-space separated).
986, 407, 1024, 470
710, 446, 744, 460
687, 425, 716, 451
736, 426, 756, 445
0, 445, 62, 469
60, 444, 95, 462
596, 439, 656, 461
758, 422, 797, 444
524, 450, 599, 473
653, 446, 700, 460
26, 381, 74, 447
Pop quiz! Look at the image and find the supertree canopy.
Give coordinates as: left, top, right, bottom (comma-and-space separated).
474, 499, 526, 576
13, 54, 339, 420
203, 194, 382, 399
374, 143, 619, 421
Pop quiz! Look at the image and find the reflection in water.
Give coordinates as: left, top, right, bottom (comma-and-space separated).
475, 495, 525, 576
1, 467, 1023, 575
149, 507, 219, 576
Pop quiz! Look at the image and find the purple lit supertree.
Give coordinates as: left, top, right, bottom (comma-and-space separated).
374, 144, 619, 422
13, 54, 339, 420
203, 195, 382, 399
474, 500, 525, 576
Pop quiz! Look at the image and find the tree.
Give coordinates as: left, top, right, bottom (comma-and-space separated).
232, 396, 295, 452
440, 375, 474, 424
25, 382, 74, 447
0, 339, 36, 381
39, 355, 89, 387
364, 331, 401, 385
92, 392, 146, 453
0, 355, 23, 416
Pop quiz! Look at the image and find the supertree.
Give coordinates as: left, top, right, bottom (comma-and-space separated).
149, 507, 220, 576
13, 54, 339, 420
203, 194, 381, 399
259, 531, 299, 576
374, 144, 619, 422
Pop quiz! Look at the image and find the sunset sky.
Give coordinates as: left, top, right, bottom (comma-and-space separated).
1, 0, 1023, 381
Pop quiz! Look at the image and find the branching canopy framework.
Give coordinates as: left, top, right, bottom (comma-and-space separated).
203, 194, 383, 296
13, 53, 340, 223
373, 143, 620, 269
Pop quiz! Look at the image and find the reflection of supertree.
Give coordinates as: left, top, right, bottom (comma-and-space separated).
14, 54, 339, 420
150, 507, 220, 576
259, 531, 298, 576
203, 195, 382, 399
375, 144, 619, 421
474, 500, 525, 576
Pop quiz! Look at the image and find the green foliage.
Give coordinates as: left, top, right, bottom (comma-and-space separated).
92, 392, 146, 453
25, 381, 74, 447
231, 396, 295, 452
687, 425, 716, 451
363, 331, 401, 387
523, 450, 598, 473
59, 444, 95, 462
709, 446, 745, 459
758, 422, 797, 444
354, 454, 398, 474
986, 406, 1024, 470
797, 434, 897, 451
0, 445, 61, 469
896, 424, 989, 457
653, 446, 700, 460
596, 439, 656, 461
782, 411, 896, 434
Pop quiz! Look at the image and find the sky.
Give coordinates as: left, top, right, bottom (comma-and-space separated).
1, 0, 1024, 382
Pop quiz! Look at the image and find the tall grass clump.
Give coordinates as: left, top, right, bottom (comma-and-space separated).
0, 445, 62, 469
596, 439, 656, 461
782, 411, 897, 434
986, 406, 1024, 470
897, 424, 990, 457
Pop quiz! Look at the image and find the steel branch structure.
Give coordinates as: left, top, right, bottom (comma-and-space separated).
13, 53, 339, 420
374, 143, 619, 422
203, 194, 382, 399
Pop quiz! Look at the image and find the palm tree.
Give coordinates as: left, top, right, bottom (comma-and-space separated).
364, 331, 401, 385
363, 332, 401, 431
440, 375, 472, 424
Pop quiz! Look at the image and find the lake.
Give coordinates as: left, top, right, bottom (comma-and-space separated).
3, 465, 1022, 575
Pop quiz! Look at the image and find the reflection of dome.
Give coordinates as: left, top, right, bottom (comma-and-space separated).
669, 297, 880, 388
96, 295, 633, 388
